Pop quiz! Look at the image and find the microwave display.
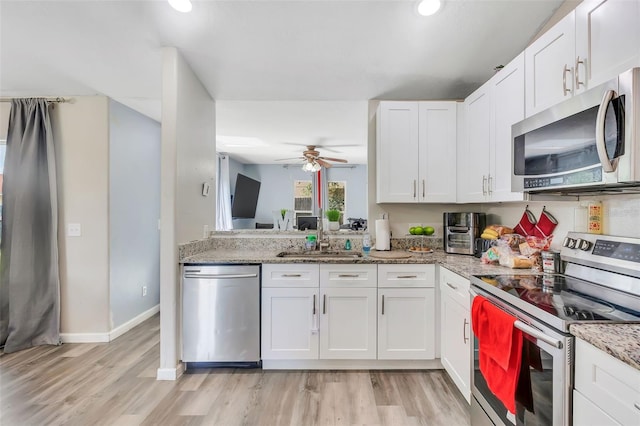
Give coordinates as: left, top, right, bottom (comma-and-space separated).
514, 96, 625, 178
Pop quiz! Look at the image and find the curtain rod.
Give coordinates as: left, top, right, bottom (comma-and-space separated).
0, 97, 68, 103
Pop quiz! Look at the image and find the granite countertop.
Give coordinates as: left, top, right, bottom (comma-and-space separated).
182, 249, 534, 280
570, 324, 640, 371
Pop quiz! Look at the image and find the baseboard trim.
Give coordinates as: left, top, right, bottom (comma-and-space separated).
261, 359, 443, 370
157, 362, 184, 381
109, 304, 160, 342
60, 304, 160, 344
60, 332, 110, 343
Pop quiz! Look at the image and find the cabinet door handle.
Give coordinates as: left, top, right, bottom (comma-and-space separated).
323, 294, 326, 315
634, 402, 640, 411
397, 275, 418, 279
482, 175, 487, 196
562, 64, 572, 96
282, 274, 302, 278
575, 56, 584, 90
338, 274, 359, 278
413, 180, 417, 199
463, 318, 469, 343
313, 294, 316, 315
422, 179, 425, 198
487, 175, 493, 195
382, 295, 385, 315
447, 282, 458, 290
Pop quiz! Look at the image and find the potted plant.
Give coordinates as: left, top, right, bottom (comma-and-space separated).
326, 209, 341, 231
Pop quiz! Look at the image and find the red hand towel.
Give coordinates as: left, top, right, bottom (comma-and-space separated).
471, 295, 523, 414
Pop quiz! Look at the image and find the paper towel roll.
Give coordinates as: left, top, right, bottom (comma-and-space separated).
375, 219, 391, 251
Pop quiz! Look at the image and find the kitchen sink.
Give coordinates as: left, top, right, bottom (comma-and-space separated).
276, 250, 363, 259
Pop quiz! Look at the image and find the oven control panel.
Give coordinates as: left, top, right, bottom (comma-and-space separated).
592, 240, 640, 263
561, 232, 640, 278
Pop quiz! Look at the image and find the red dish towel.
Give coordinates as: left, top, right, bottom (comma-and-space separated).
471, 295, 523, 414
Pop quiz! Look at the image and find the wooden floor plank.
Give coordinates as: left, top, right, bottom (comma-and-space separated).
0, 314, 470, 426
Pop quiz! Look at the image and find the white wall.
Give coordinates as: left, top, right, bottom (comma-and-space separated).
109, 99, 161, 329
159, 47, 216, 379
53, 97, 111, 335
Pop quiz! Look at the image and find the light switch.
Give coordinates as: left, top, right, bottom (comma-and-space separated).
67, 223, 82, 237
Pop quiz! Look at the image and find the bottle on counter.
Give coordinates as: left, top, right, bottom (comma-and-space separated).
362, 233, 371, 256
345, 239, 352, 250
588, 201, 603, 234
305, 234, 317, 250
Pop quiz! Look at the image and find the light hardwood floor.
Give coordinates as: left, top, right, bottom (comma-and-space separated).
0, 315, 470, 425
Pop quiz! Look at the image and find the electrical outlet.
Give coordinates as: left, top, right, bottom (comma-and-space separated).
67, 223, 82, 237
203, 224, 209, 238
142, 286, 147, 297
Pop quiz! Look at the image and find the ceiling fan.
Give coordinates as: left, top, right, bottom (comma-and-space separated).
277, 145, 348, 171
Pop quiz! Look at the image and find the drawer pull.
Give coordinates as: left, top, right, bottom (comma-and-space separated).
446, 282, 458, 290
338, 274, 360, 278
323, 294, 326, 315
634, 402, 640, 411
282, 274, 302, 278
313, 294, 316, 315
382, 295, 385, 315
463, 318, 469, 343
397, 275, 418, 279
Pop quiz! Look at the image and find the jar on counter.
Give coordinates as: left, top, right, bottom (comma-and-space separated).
541, 250, 561, 274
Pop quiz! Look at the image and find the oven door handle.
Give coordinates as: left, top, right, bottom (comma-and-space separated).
514, 320, 563, 349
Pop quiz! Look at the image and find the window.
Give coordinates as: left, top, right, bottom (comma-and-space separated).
328, 181, 346, 222
293, 180, 312, 219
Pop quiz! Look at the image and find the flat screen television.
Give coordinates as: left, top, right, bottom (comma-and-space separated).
231, 173, 261, 218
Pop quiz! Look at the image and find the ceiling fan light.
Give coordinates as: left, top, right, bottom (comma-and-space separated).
417, 0, 441, 16
312, 162, 322, 172
302, 162, 315, 172
168, 0, 192, 13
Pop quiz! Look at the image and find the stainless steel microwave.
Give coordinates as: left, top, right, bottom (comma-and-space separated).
512, 68, 640, 193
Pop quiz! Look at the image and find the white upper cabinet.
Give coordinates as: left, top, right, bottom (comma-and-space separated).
459, 87, 491, 203
491, 53, 525, 201
575, 0, 640, 93
459, 53, 525, 203
526, 1, 640, 115
377, 101, 457, 203
418, 102, 458, 202
525, 12, 576, 117
377, 102, 420, 203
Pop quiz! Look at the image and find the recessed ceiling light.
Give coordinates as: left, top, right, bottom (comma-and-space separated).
168, 0, 192, 13
417, 0, 442, 16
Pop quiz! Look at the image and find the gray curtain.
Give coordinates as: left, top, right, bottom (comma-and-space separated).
0, 98, 60, 353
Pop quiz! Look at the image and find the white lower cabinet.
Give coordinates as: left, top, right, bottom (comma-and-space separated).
378, 264, 436, 360
261, 287, 319, 360
262, 263, 440, 367
439, 266, 471, 403
319, 287, 377, 359
378, 288, 435, 360
574, 338, 640, 426
573, 390, 620, 426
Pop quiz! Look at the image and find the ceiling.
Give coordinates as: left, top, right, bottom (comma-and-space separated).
0, 0, 566, 164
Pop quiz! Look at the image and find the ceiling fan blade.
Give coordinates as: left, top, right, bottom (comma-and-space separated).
316, 158, 332, 168
319, 157, 348, 163
275, 156, 304, 161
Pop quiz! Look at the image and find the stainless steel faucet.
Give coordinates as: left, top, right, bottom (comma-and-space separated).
317, 208, 330, 252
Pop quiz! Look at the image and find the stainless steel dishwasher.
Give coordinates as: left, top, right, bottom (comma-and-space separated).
182, 264, 260, 367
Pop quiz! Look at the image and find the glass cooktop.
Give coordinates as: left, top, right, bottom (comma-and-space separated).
472, 274, 640, 330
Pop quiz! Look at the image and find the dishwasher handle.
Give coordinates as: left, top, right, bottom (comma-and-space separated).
184, 273, 259, 280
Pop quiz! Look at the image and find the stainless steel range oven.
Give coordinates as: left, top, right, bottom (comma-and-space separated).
470, 232, 640, 426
